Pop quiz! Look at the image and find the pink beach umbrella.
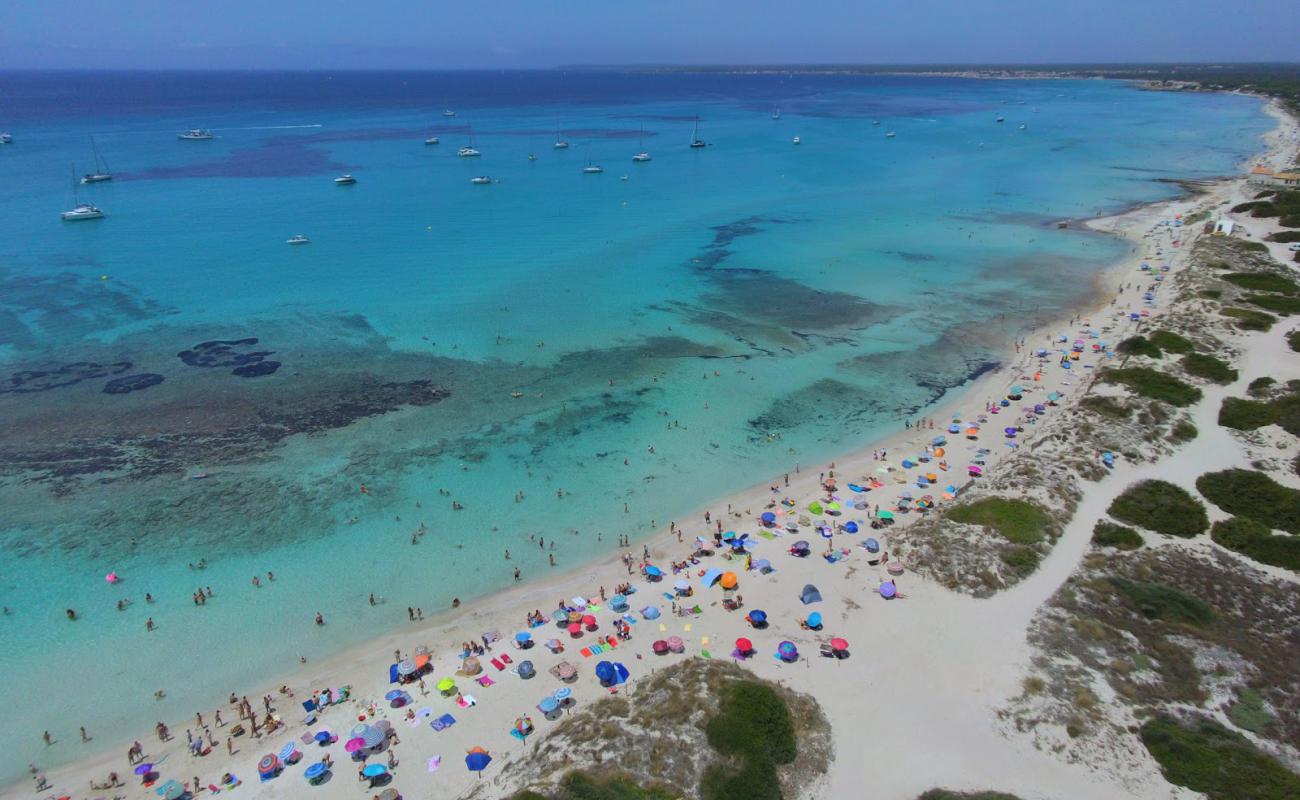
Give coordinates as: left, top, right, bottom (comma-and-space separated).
344, 737, 366, 753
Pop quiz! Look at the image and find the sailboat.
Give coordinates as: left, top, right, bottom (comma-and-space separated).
81, 136, 112, 183
689, 118, 707, 148
0, 133, 12, 144
582, 150, 603, 174
632, 129, 651, 162
62, 164, 104, 221
771, 108, 781, 120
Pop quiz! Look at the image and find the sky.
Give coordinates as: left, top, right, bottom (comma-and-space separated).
1, 0, 1297, 70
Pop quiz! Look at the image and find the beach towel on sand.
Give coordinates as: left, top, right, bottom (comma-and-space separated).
430, 714, 456, 732
490, 657, 504, 671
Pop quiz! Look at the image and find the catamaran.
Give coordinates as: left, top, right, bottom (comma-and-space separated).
62, 165, 104, 220
286, 234, 310, 245
458, 126, 481, 157
334, 174, 357, 185
178, 129, 213, 140
81, 136, 112, 183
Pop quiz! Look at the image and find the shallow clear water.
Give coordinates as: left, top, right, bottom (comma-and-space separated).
0, 71, 1270, 780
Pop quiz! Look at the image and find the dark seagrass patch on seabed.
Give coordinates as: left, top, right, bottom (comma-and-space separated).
102, 373, 165, 394
0, 361, 133, 394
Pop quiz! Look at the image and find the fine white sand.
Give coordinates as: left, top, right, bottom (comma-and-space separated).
13, 99, 1297, 800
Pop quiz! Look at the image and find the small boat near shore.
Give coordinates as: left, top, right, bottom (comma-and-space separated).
286, 234, 310, 245
334, 174, 356, 185
178, 129, 213, 140
425, 136, 440, 145
470, 175, 492, 184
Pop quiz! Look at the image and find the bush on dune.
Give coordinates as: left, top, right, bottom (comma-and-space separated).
1211, 516, 1300, 572
1221, 307, 1277, 331
1107, 480, 1209, 538
1092, 520, 1144, 550
1108, 577, 1215, 626
1140, 715, 1300, 800
1196, 469, 1300, 534
1099, 367, 1202, 407
947, 498, 1054, 545
1181, 352, 1238, 384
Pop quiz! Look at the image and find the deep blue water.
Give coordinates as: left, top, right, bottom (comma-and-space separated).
0, 70, 1272, 782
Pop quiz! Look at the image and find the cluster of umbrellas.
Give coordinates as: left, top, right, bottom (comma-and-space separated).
594, 660, 630, 687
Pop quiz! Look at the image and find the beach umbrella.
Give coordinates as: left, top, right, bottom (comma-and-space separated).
134, 764, 154, 776
610, 593, 627, 609
652, 639, 669, 655
1008, 384, 1023, 397
436, 677, 456, 693
722, 530, 736, 541
877, 510, 894, 520
612, 662, 630, 684
761, 511, 777, 524
844, 521, 859, 533
736, 637, 753, 653
462, 656, 482, 675
413, 653, 431, 670
303, 762, 327, 781
948, 423, 961, 434
865, 537, 880, 553
830, 637, 849, 651
581, 614, 597, 627
465, 750, 492, 774
313, 730, 332, 744
378, 790, 400, 800
641, 606, 661, 620
666, 635, 684, 652
720, 571, 738, 589
808, 501, 823, 515
515, 631, 532, 643
778, 641, 798, 660
360, 726, 385, 747
278, 742, 298, 762
880, 581, 898, 599
674, 577, 690, 592
595, 660, 615, 683
792, 540, 810, 552
701, 567, 723, 586
396, 658, 417, 676
748, 609, 767, 625
344, 737, 365, 753
362, 763, 387, 778
258, 753, 281, 775
568, 622, 582, 636
156, 779, 185, 799
968, 465, 983, 477
806, 611, 823, 628
754, 558, 772, 573
538, 695, 559, 713
384, 690, 405, 702
644, 565, 662, 578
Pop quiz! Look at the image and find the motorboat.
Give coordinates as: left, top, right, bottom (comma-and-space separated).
528, 153, 538, 161
470, 175, 492, 184
620, 174, 629, 181
286, 234, 310, 245
582, 164, 604, 174
334, 174, 357, 185
0, 133, 12, 144
178, 129, 214, 140
885, 131, 896, 138
553, 140, 569, 149
425, 136, 440, 145
872, 120, 881, 126
792, 136, 801, 145
61, 203, 104, 221
442, 110, 456, 117
995, 115, 1005, 123
457, 146, 481, 157
1019, 123, 1027, 131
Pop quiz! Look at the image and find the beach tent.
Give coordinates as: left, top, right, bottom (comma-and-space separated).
701, 568, 723, 587
800, 584, 823, 605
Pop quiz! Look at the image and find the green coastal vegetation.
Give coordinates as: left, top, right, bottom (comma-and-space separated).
1092, 520, 1144, 550
916, 792, 1024, 800
1107, 480, 1209, 538
1196, 469, 1300, 534
1221, 307, 1277, 331
1099, 367, 1201, 406
1140, 715, 1300, 800
947, 498, 1057, 576
1108, 577, 1215, 626
1218, 379, 1300, 434
1211, 517, 1300, 571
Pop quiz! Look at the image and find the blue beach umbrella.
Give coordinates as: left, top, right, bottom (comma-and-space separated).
641, 606, 661, 620
156, 780, 185, 799
465, 751, 492, 773
515, 631, 532, 643
865, 537, 880, 553
701, 568, 723, 586
383, 690, 404, 702
760, 511, 776, 524
806, 611, 823, 628
844, 521, 859, 533
538, 695, 559, 713
362, 763, 387, 778
880, 581, 898, 599
278, 742, 298, 761
778, 641, 798, 660
612, 662, 630, 684
313, 731, 331, 744
595, 660, 615, 684
644, 565, 662, 578
748, 609, 767, 624
303, 761, 327, 781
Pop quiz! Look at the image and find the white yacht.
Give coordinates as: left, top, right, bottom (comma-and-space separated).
553, 139, 570, 150
470, 175, 492, 184
178, 129, 214, 140
81, 136, 113, 183
62, 203, 104, 221
528, 153, 538, 161
286, 234, 310, 245
771, 108, 781, 120
334, 174, 357, 185
1018, 123, 1027, 131
458, 147, 481, 157
995, 115, 1005, 123
792, 136, 801, 145
442, 110, 456, 117
885, 131, 896, 138
620, 174, 629, 181
582, 164, 604, 174
425, 136, 440, 145
632, 151, 651, 162
872, 120, 881, 126
1, 133, 12, 144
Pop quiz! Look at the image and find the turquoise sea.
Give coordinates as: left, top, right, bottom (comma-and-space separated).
0, 71, 1271, 781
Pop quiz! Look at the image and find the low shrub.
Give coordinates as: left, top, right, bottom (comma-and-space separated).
1170, 419, 1198, 443
917, 792, 1024, 800
948, 498, 1054, 545
1117, 335, 1162, 358
1109, 577, 1215, 625
1181, 353, 1238, 384
1148, 329, 1194, 353
1099, 367, 1202, 407
1226, 688, 1275, 735
1288, 330, 1300, 352
1199, 289, 1223, 299
1196, 469, 1300, 534
1080, 395, 1130, 420
1000, 545, 1041, 575
514, 772, 680, 800
1221, 272, 1298, 294
1108, 480, 1209, 537
1211, 516, 1300, 571
703, 680, 797, 800
1267, 230, 1300, 243
1140, 715, 1300, 800
1092, 520, 1143, 550
1246, 377, 1276, 398
1218, 397, 1277, 430
1220, 307, 1277, 331
1245, 294, 1300, 315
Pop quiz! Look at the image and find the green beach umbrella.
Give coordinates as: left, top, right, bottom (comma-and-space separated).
808, 501, 823, 515
437, 677, 456, 693
878, 510, 895, 520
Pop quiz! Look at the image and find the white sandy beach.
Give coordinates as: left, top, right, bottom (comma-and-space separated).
13, 97, 1298, 800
